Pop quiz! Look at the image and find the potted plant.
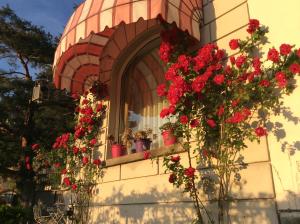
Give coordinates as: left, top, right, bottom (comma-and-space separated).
133, 128, 156, 152
107, 135, 124, 158
160, 122, 178, 146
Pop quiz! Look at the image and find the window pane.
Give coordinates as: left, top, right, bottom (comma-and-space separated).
120, 48, 166, 151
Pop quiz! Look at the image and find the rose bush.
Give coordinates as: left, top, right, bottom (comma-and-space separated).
158, 19, 300, 223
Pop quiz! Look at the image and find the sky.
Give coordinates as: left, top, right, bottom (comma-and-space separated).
0, 0, 84, 77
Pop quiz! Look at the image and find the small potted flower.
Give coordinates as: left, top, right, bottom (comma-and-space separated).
133, 128, 156, 152
160, 122, 178, 146
107, 134, 125, 158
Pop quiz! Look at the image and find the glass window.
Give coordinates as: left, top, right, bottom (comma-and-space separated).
119, 48, 167, 151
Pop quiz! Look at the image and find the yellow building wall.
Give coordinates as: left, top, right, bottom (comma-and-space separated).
63, 0, 300, 223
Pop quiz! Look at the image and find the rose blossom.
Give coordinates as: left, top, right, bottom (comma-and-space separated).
96, 103, 103, 112
255, 127, 267, 137
207, 119, 216, 128
229, 39, 239, 50
90, 138, 97, 146
217, 105, 224, 117
235, 55, 246, 68
275, 71, 287, 88
279, 44, 292, 56
63, 177, 71, 186
81, 147, 87, 153
171, 155, 180, 162
71, 184, 77, 191
180, 115, 189, 124
247, 19, 260, 34
259, 80, 270, 87
160, 108, 170, 118
61, 169, 67, 174
73, 147, 79, 154
93, 159, 101, 166
267, 48, 280, 63
289, 63, 300, 74
213, 74, 225, 85
184, 167, 196, 178
82, 157, 89, 165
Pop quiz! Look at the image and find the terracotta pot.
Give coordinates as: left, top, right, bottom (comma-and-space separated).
134, 139, 144, 152
111, 144, 122, 158
162, 130, 177, 146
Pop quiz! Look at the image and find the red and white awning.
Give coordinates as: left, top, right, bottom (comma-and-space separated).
53, 0, 203, 93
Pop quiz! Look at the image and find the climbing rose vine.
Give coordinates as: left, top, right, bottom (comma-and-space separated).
157, 19, 300, 224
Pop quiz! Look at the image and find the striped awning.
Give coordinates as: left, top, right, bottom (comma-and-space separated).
53, 0, 203, 93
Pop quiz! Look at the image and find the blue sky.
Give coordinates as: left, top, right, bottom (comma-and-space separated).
0, 0, 84, 77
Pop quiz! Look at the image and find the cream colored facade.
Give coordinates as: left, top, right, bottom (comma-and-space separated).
63, 0, 300, 223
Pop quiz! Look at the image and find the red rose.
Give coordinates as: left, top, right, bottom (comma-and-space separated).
168, 105, 176, 115
143, 151, 151, 160
82, 157, 89, 165
252, 57, 261, 73
171, 155, 180, 162
231, 99, 240, 107
213, 74, 225, 85
259, 80, 270, 87
255, 127, 267, 137
289, 63, 300, 74
180, 115, 189, 124
275, 71, 287, 88
235, 55, 246, 68
267, 48, 280, 63
73, 147, 79, 154
63, 177, 71, 186
93, 159, 101, 166
207, 119, 216, 128
229, 39, 239, 50
190, 119, 199, 128
81, 147, 87, 153
279, 44, 292, 56
90, 138, 97, 146
31, 143, 40, 150
177, 54, 190, 72
159, 41, 172, 63
71, 184, 77, 191
160, 108, 170, 118
184, 167, 196, 178
156, 84, 167, 97
25, 156, 30, 163
217, 105, 224, 117
247, 19, 260, 34
169, 173, 176, 183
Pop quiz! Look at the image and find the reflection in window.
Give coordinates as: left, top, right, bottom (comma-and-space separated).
120, 48, 167, 151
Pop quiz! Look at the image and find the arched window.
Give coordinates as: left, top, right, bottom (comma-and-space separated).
119, 47, 167, 151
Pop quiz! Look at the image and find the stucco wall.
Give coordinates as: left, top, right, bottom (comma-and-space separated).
64, 0, 300, 223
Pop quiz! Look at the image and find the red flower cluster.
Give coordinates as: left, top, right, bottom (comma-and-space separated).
226, 108, 251, 124
63, 177, 71, 186
159, 42, 172, 63
82, 157, 89, 165
93, 159, 101, 166
31, 143, 40, 150
289, 63, 300, 74
52, 133, 70, 149
156, 84, 167, 97
179, 115, 188, 124
207, 119, 216, 128
190, 119, 199, 128
167, 76, 189, 105
279, 44, 292, 56
169, 173, 176, 183
213, 74, 225, 85
143, 151, 151, 160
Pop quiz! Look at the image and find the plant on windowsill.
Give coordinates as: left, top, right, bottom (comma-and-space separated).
132, 128, 156, 152
159, 122, 182, 146
107, 134, 126, 158
156, 19, 300, 224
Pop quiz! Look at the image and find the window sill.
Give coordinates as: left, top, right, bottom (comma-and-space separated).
104, 143, 185, 167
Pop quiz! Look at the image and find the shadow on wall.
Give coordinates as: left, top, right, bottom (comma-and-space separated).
88, 185, 293, 224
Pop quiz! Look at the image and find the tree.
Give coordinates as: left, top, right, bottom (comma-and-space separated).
0, 5, 75, 210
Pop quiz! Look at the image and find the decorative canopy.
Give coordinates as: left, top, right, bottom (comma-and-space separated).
53, 0, 203, 93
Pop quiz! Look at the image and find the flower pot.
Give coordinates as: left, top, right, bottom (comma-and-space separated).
162, 130, 177, 146
111, 144, 122, 158
134, 139, 144, 152
142, 138, 152, 150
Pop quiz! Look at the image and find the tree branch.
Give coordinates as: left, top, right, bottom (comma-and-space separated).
0, 71, 26, 77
